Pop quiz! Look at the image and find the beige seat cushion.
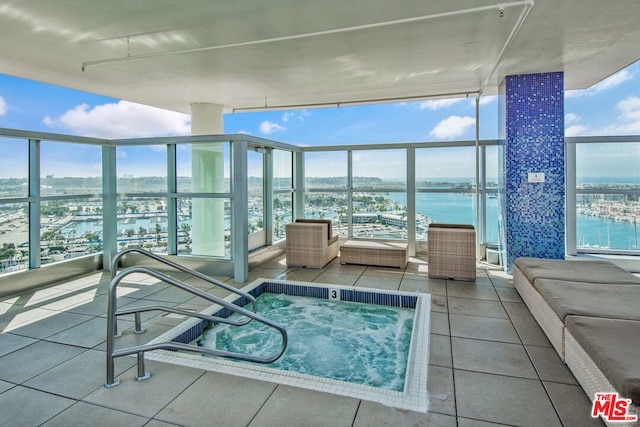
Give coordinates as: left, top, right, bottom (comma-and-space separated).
535, 279, 640, 321
566, 316, 640, 405
515, 257, 640, 286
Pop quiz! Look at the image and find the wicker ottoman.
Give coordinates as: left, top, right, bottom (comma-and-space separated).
427, 224, 476, 281
340, 240, 408, 268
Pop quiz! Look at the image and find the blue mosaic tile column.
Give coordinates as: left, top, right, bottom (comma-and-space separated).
498, 72, 565, 271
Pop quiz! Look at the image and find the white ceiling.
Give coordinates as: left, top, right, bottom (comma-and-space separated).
1, 0, 639, 114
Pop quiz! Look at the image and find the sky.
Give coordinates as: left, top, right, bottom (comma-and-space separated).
1, 59, 640, 179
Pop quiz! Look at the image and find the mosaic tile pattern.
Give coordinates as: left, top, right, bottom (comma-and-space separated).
499, 72, 565, 271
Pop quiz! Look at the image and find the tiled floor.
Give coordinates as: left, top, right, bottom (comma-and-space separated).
0, 255, 605, 426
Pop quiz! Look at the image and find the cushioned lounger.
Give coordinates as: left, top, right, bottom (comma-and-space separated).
566, 316, 640, 407
535, 279, 640, 322
515, 257, 640, 286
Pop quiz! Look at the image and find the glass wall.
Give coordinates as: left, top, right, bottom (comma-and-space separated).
352, 149, 406, 239
40, 141, 102, 265
304, 151, 348, 235
3, 128, 640, 280
273, 149, 293, 241
575, 142, 640, 251
416, 146, 475, 241
0, 137, 28, 273
176, 142, 231, 257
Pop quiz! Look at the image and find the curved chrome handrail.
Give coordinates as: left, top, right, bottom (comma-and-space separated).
110, 247, 258, 316
105, 265, 288, 387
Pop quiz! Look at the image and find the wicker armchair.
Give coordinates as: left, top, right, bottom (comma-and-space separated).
427, 223, 476, 281
286, 219, 339, 268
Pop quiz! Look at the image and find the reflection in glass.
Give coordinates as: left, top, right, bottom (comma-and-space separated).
117, 146, 167, 193
40, 198, 103, 265
177, 197, 231, 257
416, 147, 475, 190
352, 192, 407, 239
0, 138, 28, 198
116, 197, 167, 254
41, 141, 102, 196
305, 151, 347, 189
273, 194, 292, 241
0, 203, 28, 273
304, 192, 348, 236
273, 150, 293, 191
353, 150, 406, 189
176, 142, 231, 193
576, 143, 640, 250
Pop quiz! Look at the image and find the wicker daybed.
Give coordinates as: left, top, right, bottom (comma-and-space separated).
513, 257, 640, 425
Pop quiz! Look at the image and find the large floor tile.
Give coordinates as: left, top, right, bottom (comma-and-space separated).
452, 337, 537, 379
503, 301, 553, 347
42, 401, 150, 427
24, 349, 136, 399
314, 272, 359, 286
455, 370, 561, 426
544, 381, 605, 426
0, 386, 75, 426
0, 332, 37, 357
399, 278, 447, 295
429, 334, 452, 368
354, 275, 400, 290
249, 384, 359, 427
428, 365, 456, 417
47, 317, 133, 349
526, 345, 578, 384
353, 400, 456, 427
5, 311, 94, 339
449, 314, 520, 343
430, 311, 450, 336
446, 282, 499, 300
154, 371, 276, 426
0, 379, 14, 394
84, 360, 205, 418
0, 340, 85, 383
447, 296, 508, 319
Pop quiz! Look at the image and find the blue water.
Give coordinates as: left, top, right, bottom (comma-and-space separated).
197, 292, 414, 391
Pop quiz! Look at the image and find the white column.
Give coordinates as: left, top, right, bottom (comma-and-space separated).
190, 103, 225, 256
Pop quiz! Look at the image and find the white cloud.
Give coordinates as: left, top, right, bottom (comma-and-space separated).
429, 115, 475, 139
281, 110, 310, 122
565, 113, 581, 124
281, 112, 294, 122
617, 96, 640, 121
45, 100, 190, 138
599, 96, 640, 134
419, 98, 464, 110
565, 125, 587, 136
0, 96, 6, 115
259, 120, 286, 135
477, 95, 497, 106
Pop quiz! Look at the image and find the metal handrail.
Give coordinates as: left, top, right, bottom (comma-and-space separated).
105, 265, 288, 387
110, 247, 258, 318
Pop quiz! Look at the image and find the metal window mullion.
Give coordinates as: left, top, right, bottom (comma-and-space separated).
294, 151, 304, 220
232, 140, 248, 283
566, 142, 577, 256
347, 150, 353, 238
265, 148, 273, 246
166, 144, 177, 254
102, 145, 118, 271
28, 139, 41, 269
407, 148, 416, 256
